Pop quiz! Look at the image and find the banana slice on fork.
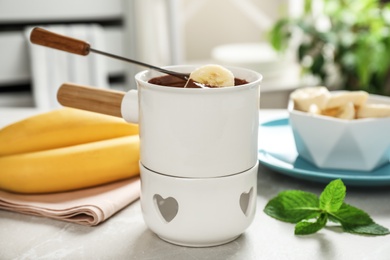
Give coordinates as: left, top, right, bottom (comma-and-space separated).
188, 64, 235, 88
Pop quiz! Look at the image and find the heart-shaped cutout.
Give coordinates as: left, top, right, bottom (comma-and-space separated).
240, 187, 253, 216
153, 194, 179, 223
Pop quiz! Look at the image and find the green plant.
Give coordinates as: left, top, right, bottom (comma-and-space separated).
269, 0, 390, 95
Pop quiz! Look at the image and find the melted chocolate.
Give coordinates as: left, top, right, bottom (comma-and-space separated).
148, 75, 248, 88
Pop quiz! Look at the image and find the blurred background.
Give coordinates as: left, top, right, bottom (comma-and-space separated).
1, 0, 389, 110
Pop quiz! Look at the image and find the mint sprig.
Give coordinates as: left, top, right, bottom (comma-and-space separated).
264, 179, 389, 236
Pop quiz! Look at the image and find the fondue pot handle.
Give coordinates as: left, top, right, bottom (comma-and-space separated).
57, 83, 125, 117
30, 27, 91, 56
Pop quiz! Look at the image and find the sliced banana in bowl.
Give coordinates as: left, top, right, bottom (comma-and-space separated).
289, 87, 390, 120
287, 86, 390, 171
289, 86, 330, 112
325, 91, 369, 110
357, 103, 390, 118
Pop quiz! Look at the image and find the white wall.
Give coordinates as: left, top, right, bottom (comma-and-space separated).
131, 0, 290, 65
181, 0, 287, 62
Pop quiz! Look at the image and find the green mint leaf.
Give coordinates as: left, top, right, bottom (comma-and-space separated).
295, 213, 328, 235
330, 203, 373, 226
264, 179, 390, 236
331, 203, 390, 235
327, 214, 340, 224
264, 190, 320, 223
319, 179, 346, 212
343, 223, 390, 236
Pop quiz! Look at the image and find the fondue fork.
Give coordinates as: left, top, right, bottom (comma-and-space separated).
29, 27, 190, 81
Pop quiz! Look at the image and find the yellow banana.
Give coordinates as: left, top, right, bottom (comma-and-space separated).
0, 135, 140, 194
0, 108, 138, 156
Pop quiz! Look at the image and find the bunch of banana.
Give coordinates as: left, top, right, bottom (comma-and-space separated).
0, 108, 140, 194
290, 87, 390, 120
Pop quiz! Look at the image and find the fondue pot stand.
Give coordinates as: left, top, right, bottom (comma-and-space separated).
30, 28, 262, 247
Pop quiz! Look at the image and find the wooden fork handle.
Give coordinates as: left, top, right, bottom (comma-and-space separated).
30, 27, 91, 56
57, 83, 125, 118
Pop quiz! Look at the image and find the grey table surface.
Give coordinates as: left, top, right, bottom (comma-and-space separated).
1, 109, 389, 260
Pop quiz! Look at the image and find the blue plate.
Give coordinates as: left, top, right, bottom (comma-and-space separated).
258, 118, 390, 186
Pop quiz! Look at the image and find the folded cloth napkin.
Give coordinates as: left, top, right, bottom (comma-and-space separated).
0, 177, 140, 226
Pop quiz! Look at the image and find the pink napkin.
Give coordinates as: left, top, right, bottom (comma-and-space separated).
0, 177, 140, 226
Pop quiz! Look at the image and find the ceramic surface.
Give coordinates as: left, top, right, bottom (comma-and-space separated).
288, 93, 390, 171
258, 118, 390, 186
140, 162, 258, 247
122, 65, 262, 178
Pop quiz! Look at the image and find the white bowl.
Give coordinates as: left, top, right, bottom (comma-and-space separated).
288, 93, 390, 171
140, 162, 258, 247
